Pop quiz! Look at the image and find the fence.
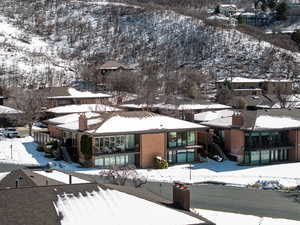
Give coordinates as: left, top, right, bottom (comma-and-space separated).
33, 131, 59, 145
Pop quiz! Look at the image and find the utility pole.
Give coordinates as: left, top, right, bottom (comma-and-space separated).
10, 144, 12, 159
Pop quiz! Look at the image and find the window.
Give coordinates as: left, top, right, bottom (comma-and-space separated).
95, 153, 137, 167
168, 149, 195, 164
168, 131, 196, 148
95, 135, 137, 154
168, 132, 177, 148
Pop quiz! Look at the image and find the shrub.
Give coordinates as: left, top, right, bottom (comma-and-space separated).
154, 156, 168, 169
80, 135, 93, 160
37, 144, 45, 152
46, 140, 58, 150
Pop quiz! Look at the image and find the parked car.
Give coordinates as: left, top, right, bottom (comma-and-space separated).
3, 127, 19, 138
33, 122, 48, 128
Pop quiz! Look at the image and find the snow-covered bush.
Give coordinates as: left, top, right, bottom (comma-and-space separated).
154, 156, 168, 169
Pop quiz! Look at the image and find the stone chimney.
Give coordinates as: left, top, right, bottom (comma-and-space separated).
232, 112, 244, 128
173, 183, 190, 211
79, 113, 88, 131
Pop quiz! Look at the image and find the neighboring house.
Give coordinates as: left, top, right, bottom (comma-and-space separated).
47, 87, 112, 108
121, 96, 232, 121
235, 11, 272, 26
207, 15, 237, 26
219, 4, 238, 16
0, 176, 214, 225
46, 104, 121, 116
216, 77, 293, 96
202, 109, 300, 165
194, 109, 235, 123
45, 111, 207, 168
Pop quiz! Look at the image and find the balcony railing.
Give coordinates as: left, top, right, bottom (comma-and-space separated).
94, 147, 139, 156
245, 145, 294, 152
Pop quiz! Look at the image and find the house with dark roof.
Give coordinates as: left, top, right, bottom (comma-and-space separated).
46, 87, 112, 108
216, 77, 293, 96
43, 111, 207, 168
121, 96, 231, 121
0, 172, 214, 225
201, 109, 300, 165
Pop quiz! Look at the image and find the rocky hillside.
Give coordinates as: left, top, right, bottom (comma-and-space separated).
0, 0, 299, 87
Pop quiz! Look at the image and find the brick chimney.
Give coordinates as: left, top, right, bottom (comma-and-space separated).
232, 112, 244, 128
173, 183, 190, 211
79, 113, 88, 131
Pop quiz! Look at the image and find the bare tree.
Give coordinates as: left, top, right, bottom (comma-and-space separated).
11, 89, 47, 136
99, 165, 148, 188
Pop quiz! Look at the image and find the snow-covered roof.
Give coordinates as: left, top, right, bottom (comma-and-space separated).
219, 4, 237, 8
59, 118, 103, 131
207, 15, 231, 21
58, 111, 206, 135
201, 117, 233, 128
54, 187, 205, 225
121, 103, 231, 111
0, 105, 22, 114
47, 112, 100, 125
217, 77, 292, 83
34, 171, 89, 184
98, 61, 130, 70
194, 109, 234, 122
46, 104, 121, 114
233, 88, 262, 91
48, 88, 111, 99
254, 115, 300, 130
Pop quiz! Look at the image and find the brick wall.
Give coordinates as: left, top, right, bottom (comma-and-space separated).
288, 130, 300, 161
48, 125, 63, 138
230, 129, 245, 162
140, 133, 166, 168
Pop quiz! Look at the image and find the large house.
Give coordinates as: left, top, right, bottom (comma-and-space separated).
121, 96, 231, 121
46, 87, 112, 108
216, 77, 293, 96
202, 109, 300, 165
45, 111, 207, 168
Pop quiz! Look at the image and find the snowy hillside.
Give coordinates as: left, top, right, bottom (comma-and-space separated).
0, 16, 77, 87
0, 0, 299, 87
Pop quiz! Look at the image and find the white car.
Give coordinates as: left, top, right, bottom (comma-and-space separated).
3, 128, 19, 138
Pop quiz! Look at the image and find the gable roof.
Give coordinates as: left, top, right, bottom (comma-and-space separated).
47, 87, 111, 99
203, 109, 300, 131
98, 61, 130, 70
0, 183, 214, 225
58, 111, 207, 135
46, 104, 121, 114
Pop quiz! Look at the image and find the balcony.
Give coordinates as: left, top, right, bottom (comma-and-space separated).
94, 146, 139, 156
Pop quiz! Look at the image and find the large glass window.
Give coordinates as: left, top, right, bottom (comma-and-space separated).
168, 131, 196, 148
168, 149, 196, 164
95, 153, 137, 167
95, 135, 137, 154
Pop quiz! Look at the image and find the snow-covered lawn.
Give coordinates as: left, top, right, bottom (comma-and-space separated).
193, 209, 300, 225
0, 137, 79, 170
2, 137, 300, 188
132, 160, 300, 188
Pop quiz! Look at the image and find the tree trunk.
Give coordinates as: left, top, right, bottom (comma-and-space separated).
28, 123, 32, 137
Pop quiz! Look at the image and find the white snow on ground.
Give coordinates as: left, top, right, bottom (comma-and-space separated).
2, 137, 300, 188
193, 209, 300, 225
255, 115, 300, 129
131, 160, 300, 188
34, 170, 89, 184
54, 187, 204, 225
0, 137, 79, 170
